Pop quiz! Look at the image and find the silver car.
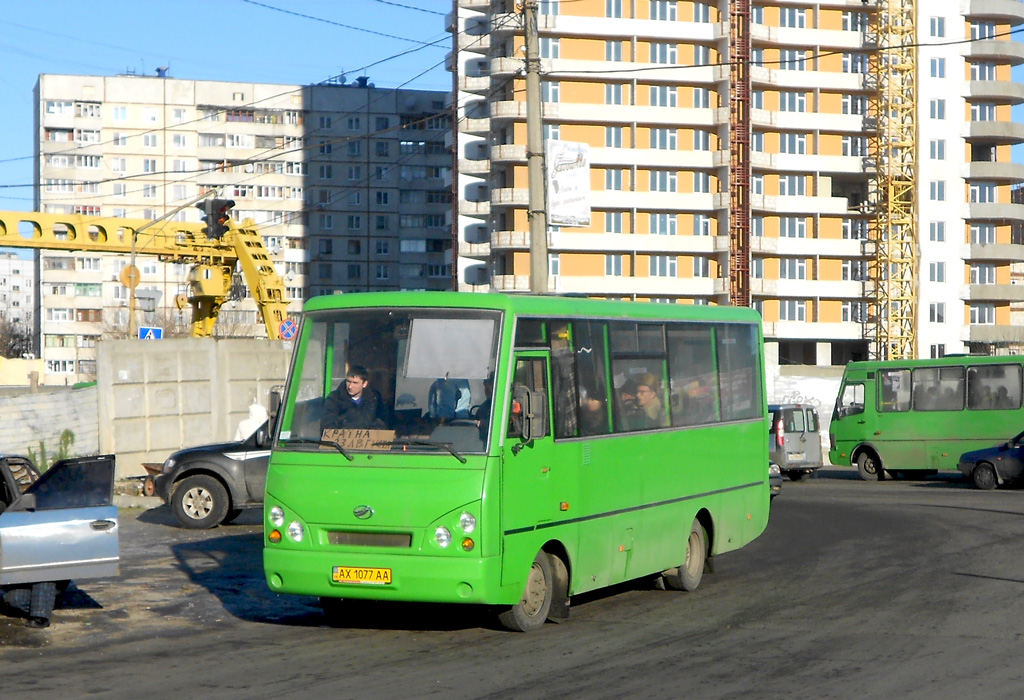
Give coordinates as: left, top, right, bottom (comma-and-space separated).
0, 455, 119, 586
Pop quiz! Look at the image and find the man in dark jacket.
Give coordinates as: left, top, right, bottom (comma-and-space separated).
321, 365, 389, 432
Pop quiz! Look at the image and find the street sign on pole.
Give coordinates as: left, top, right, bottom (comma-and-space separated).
279, 318, 298, 340
138, 326, 164, 340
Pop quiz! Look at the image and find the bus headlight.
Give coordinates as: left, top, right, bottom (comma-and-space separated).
287, 521, 305, 542
459, 511, 477, 534
435, 527, 452, 548
269, 506, 285, 527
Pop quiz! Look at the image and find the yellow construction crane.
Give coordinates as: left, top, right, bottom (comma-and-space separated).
867, 0, 918, 360
0, 209, 290, 339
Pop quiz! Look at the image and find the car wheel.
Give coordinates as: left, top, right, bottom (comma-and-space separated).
857, 452, 882, 481
664, 518, 707, 592
171, 474, 230, 529
498, 552, 556, 632
972, 463, 998, 491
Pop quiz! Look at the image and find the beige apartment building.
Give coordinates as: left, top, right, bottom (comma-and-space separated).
34, 73, 450, 385
449, 0, 1024, 364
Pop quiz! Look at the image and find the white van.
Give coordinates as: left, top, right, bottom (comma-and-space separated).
768, 404, 823, 481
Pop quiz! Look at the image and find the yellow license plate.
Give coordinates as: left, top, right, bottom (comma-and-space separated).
332, 566, 392, 585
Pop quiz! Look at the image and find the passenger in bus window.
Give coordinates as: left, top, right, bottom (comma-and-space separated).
634, 375, 665, 429
321, 364, 389, 431
615, 379, 641, 430
579, 385, 608, 436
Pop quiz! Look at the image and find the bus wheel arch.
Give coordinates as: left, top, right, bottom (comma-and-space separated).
855, 448, 884, 482
664, 513, 711, 592
497, 546, 569, 632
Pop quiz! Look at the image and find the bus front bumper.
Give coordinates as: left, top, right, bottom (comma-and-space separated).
263, 547, 514, 606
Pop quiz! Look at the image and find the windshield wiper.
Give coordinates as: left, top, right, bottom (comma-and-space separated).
375, 439, 467, 464
278, 437, 353, 461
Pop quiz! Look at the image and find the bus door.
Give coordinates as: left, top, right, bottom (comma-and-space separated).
500, 353, 577, 586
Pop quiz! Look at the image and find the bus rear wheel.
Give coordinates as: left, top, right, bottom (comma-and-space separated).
856, 452, 882, 482
498, 552, 554, 632
665, 518, 707, 592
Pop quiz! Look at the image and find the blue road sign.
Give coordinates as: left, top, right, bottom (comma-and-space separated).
279, 318, 298, 340
139, 326, 164, 340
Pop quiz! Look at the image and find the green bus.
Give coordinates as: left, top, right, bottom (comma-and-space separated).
263, 292, 769, 631
829, 355, 1024, 481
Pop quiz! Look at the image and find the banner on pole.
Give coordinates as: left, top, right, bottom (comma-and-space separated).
546, 140, 591, 228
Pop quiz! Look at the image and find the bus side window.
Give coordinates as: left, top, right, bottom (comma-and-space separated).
838, 384, 864, 417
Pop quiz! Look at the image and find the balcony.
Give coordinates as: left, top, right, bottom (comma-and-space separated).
965, 79, 1024, 104
457, 158, 490, 176
965, 324, 1024, 344
490, 187, 529, 206
965, 161, 1024, 183
963, 120, 1024, 144
963, 284, 1024, 302
458, 74, 491, 95
490, 144, 526, 163
965, 39, 1024, 64
965, 0, 1024, 25
966, 201, 1024, 222
458, 32, 491, 53
962, 242, 1024, 261
490, 230, 529, 251
459, 200, 491, 217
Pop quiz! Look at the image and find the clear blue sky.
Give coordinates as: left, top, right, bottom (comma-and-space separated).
0, 0, 452, 211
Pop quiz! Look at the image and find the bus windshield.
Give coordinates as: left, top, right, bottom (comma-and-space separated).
277, 307, 500, 456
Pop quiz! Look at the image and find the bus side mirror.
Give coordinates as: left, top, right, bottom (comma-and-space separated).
268, 385, 283, 426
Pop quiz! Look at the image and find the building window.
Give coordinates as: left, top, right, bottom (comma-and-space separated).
606, 40, 622, 61
651, 169, 677, 192
693, 257, 710, 278
779, 300, 807, 322
605, 126, 622, 147
971, 223, 996, 245
605, 254, 623, 276
692, 213, 709, 236
971, 62, 996, 81
605, 211, 622, 233
780, 258, 807, 280
780, 8, 806, 28
605, 83, 623, 105
651, 213, 678, 236
780, 133, 807, 154
540, 37, 560, 58
779, 175, 805, 196
930, 57, 946, 78
651, 1, 676, 20
780, 92, 806, 112
971, 264, 997, 285
780, 49, 807, 71
692, 171, 710, 193
972, 103, 996, 121
649, 255, 677, 277
970, 304, 996, 325
605, 169, 623, 190
929, 181, 945, 201
651, 127, 676, 149
929, 221, 945, 242
929, 302, 945, 323
929, 140, 945, 160
650, 42, 677, 64
972, 22, 996, 40
650, 85, 676, 107
929, 99, 946, 120
780, 217, 806, 238
970, 182, 997, 203
929, 261, 945, 283
751, 258, 763, 278
930, 16, 945, 37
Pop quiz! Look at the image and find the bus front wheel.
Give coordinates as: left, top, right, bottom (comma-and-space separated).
498, 552, 555, 632
857, 452, 883, 482
664, 518, 707, 592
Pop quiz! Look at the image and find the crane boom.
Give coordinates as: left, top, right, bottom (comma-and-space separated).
0, 211, 289, 339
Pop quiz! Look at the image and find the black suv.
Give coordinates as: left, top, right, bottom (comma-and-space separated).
153, 422, 272, 529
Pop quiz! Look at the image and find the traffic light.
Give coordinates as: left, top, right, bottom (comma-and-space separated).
197, 198, 235, 239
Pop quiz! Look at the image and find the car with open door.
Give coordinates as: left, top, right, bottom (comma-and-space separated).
0, 454, 119, 587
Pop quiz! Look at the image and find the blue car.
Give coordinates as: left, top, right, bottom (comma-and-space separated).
958, 430, 1024, 491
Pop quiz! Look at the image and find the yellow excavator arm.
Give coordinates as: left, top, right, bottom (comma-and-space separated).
0, 211, 289, 339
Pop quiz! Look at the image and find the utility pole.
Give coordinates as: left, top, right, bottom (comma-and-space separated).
523, 0, 548, 294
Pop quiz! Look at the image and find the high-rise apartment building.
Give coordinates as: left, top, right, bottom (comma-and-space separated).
449, 0, 1024, 364
34, 73, 451, 385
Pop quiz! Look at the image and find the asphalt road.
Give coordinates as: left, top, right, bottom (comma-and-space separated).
4, 468, 1024, 699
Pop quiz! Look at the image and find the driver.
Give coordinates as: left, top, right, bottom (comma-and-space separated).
320, 365, 390, 432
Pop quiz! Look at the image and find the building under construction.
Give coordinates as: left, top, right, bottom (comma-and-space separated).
449, 0, 1024, 365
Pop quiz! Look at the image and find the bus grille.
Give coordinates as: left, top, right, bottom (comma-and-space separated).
327, 531, 412, 548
